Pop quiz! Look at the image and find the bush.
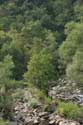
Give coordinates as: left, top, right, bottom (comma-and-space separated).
0, 120, 9, 125
44, 96, 52, 105
28, 98, 39, 109
28, 86, 51, 104
57, 101, 83, 120
0, 95, 14, 119
11, 88, 24, 101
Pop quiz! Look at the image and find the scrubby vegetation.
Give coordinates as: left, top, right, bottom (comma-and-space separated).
57, 101, 83, 120
0, 0, 83, 121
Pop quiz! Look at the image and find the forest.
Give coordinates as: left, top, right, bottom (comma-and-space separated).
0, 0, 83, 125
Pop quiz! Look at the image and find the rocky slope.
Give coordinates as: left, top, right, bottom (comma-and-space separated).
13, 100, 80, 125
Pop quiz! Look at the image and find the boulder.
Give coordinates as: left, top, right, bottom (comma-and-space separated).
24, 116, 33, 125
39, 112, 49, 118
45, 101, 56, 113
59, 121, 80, 125
40, 118, 49, 125
33, 119, 39, 124
49, 119, 55, 125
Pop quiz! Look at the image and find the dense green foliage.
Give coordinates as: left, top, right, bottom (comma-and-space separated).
57, 101, 83, 120
59, 22, 83, 86
0, 0, 83, 119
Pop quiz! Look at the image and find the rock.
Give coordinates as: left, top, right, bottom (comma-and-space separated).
77, 118, 83, 124
73, 94, 83, 105
49, 120, 55, 125
60, 120, 70, 125
25, 118, 33, 125
69, 121, 80, 125
14, 106, 18, 111
59, 121, 80, 125
59, 121, 66, 125
49, 113, 56, 120
9, 122, 19, 125
39, 112, 48, 118
48, 78, 82, 101
40, 118, 45, 125
55, 119, 63, 125
59, 121, 65, 125
40, 118, 48, 125
33, 119, 39, 124
49, 85, 82, 105
12, 87, 81, 125
45, 101, 56, 113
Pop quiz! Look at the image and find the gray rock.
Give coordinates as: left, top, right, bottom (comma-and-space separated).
45, 102, 56, 113
40, 118, 48, 125
49, 120, 55, 125
33, 119, 39, 124
25, 118, 33, 125
59, 121, 80, 125
39, 112, 48, 118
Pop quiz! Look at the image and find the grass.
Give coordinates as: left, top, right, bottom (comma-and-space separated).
57, 101, 83, 120
0, 120, 9, 125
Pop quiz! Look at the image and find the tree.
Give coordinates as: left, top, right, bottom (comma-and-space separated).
74, 2, 83, 22
59, 22, 83, 64
0, 55, 15, 118
59, 22, 83, 83
0, 55, 14, 91
66, 50, 83, 86
24, 48, 55, 91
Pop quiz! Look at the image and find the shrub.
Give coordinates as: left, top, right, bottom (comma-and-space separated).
0, 95, 14, 119
28, 98, 39, 109
0, 120, 9, 125
28, 86, 51, 105
57, 101, 83, 120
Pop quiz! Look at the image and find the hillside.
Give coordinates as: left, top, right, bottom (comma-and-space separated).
0, 0, 83, 125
